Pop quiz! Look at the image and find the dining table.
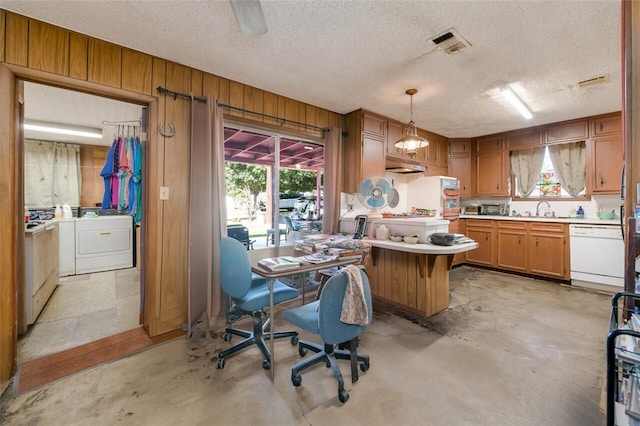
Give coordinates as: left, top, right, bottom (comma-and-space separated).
247, 245, 361, 379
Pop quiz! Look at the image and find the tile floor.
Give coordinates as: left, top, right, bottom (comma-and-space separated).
18, 268, 141, 363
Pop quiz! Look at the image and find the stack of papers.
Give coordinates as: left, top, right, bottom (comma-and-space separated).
258, 256, 301, 271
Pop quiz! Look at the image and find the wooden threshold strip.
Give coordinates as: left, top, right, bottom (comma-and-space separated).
17, 327, 185, 394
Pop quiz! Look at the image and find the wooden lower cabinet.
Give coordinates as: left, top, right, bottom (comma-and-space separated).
528, 222, 568, 279
366, 247, 452, 318
465, 219, 495, 266
464, 219, 569, 280
496, 221, 527, 272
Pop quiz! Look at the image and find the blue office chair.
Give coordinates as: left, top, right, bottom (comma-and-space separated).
283, 266, 372, 403
217, 237, 299, 370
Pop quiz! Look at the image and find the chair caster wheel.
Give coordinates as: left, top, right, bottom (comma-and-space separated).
223, 333, 232, 342
292, 374, 302, 387
338, 389, 349, 403
216, 357, 225, 369
262, 360, 271, 370
360, 360, 370, 372
298, 346, 307, 357
291, 335, 299, 345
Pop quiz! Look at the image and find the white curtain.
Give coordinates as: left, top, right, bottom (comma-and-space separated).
548, 141, 586, 197
509, 147, 545, 197
24, 139, 80, 207
322, 127, 343, 234
188, 95, 227, 334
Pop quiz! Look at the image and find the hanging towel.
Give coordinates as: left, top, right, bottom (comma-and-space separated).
340, 265, 369, 326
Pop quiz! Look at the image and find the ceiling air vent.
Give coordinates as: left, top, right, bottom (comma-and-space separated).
428, 28, 471, 55
577, 74, 610, 88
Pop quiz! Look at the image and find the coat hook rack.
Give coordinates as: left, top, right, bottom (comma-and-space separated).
158, 122, 176, 138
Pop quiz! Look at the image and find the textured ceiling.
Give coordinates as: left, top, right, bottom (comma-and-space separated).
2, 0, 622, 138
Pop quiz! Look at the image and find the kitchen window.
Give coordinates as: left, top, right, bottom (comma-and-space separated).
511, 142, 586, 199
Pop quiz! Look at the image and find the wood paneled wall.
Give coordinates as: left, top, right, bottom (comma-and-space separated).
0, 8, 345, 375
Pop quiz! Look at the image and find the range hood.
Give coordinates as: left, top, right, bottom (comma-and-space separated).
385, 159, 427, 174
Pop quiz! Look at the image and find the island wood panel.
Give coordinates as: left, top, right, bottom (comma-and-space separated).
367, 247, 451, 318
28, 21, 69, 76
4, 13, 28, 66
156, 61, 191, 334
88, 38, 122, 88
121, 48, 152, 95
68, 33, 88, 80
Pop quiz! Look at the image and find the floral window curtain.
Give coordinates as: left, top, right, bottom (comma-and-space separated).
24, 139, 81, 207
548, 141, 586, 197
509, 147, 545, 197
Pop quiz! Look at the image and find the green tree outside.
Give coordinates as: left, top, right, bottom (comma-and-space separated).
225, 162, 319, 220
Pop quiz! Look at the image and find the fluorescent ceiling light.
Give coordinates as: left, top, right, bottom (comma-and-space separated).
24, 122, 103, 139
501, 87, 533, 120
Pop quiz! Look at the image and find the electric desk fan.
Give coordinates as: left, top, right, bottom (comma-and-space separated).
357, 176, 392, 218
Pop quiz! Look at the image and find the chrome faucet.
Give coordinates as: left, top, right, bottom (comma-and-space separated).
536, 200, 551, 217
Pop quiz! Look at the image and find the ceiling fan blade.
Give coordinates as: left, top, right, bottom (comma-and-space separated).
230, 0, 268, 35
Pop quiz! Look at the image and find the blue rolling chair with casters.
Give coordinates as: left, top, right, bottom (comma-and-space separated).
217, 237, 299, 370
283, 266, 372, 403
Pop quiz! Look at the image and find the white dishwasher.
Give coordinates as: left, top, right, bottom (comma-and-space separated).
569, 224, 624, 291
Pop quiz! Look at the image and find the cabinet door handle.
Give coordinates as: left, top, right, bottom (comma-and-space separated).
496, 183, 499, 191
485, 233, 488, 241
100, 231, 112, 236
600, 177, 605, 185
600, 123, 604, 132
535, 237, 539, 246
518, 236, 521, 244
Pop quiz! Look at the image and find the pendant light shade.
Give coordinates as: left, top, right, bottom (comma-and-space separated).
394, 88, 428, 158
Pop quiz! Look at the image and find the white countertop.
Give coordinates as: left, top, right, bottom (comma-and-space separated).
362, 237, 478, 254
460, 215, 620, 226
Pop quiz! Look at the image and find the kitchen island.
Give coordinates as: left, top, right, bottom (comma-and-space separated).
363, 238, 478, 318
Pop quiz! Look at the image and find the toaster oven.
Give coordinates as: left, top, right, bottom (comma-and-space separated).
463, 205, 481, 215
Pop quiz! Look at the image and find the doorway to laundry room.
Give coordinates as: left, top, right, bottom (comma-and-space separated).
19, 81, 146, 365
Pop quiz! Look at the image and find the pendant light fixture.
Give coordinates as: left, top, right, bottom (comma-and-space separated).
394, 88, 428, 158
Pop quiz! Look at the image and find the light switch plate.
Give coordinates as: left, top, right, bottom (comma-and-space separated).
160, 186, 170, 200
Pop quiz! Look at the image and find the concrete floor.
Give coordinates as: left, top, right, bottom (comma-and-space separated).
1, 266, 610, 425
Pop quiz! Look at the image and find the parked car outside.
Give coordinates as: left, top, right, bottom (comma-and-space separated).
258, 192, 304, 211
292, 195, 322, 220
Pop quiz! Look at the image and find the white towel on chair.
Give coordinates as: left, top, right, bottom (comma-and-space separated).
340, 266, 369, 325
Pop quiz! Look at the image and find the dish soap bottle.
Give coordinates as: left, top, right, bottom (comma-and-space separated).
577, 206, 585, 219
54, 203, 62, 220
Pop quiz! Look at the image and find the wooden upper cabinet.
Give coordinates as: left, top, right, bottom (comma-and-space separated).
426, 132, 440, 165
28, 21, 69, 75
449, 154, 472, 196
439, 138, 449, 167
592, 113, 622, 136
545, 120, 589, 144
386, 120, 404, 159
363, 112, 386, 139
476, 135, 504, 153
590, 135, 623, 194
343, 110, 386, 192
449, 139, 472, 154
476, 151, 508, 196
506, 129, 542, 150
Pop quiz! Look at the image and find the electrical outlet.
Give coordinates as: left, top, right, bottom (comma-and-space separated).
160, 186, 170, 200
